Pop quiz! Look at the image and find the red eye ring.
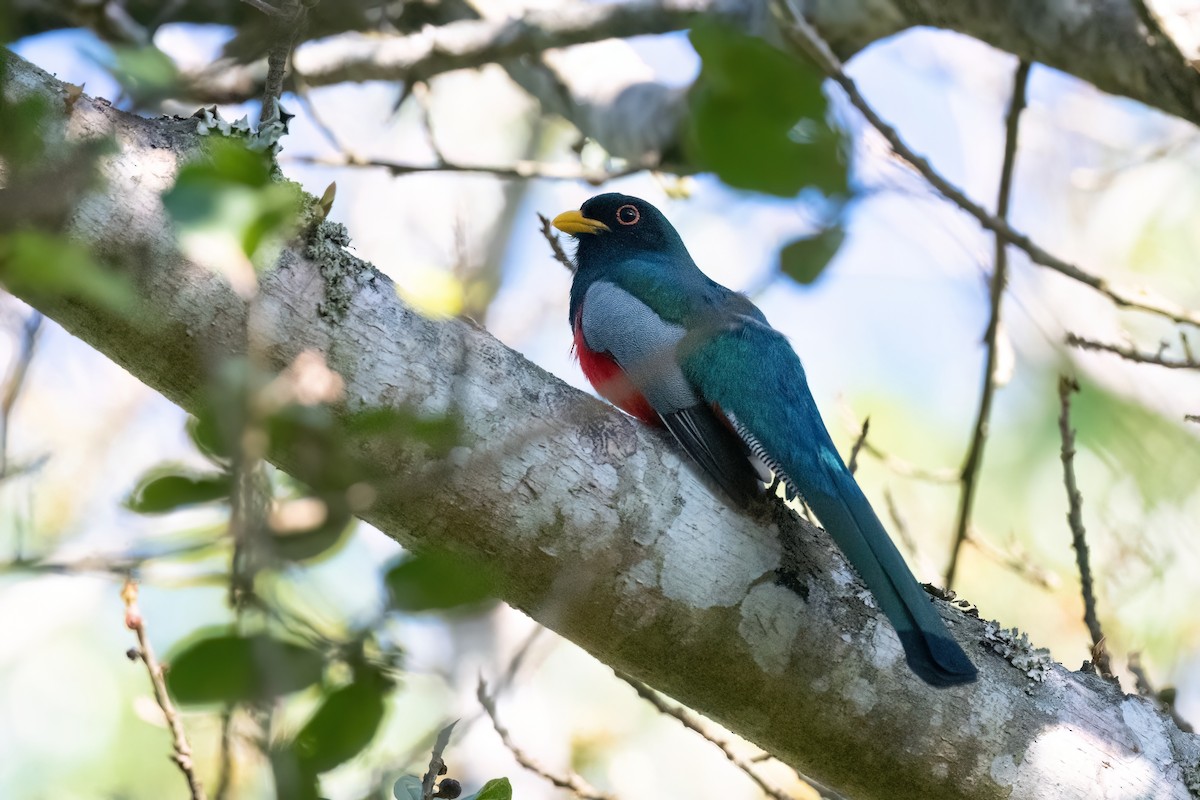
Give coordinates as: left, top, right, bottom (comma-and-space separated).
616, 204, 640, 226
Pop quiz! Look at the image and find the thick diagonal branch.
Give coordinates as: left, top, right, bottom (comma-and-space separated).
3, 48, 1198, 800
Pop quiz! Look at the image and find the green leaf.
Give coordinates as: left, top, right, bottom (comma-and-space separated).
0, 231, 134, 314
126, 468, 232, 514
103, 45, 180, 107
779, 225, 846, 284
687, 22, 847, 197
471, 778, 512, 800
393, 775, 423, 800
1071, 383, 1200, 503
292, 670, 389, 773
163, 139, 302, 261
166, 632, 325, 705
385, 551, 497, 612
343, 408, 460, 457
0, 92, 49, 164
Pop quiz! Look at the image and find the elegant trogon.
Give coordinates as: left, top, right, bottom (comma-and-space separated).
553, 192, 977, 687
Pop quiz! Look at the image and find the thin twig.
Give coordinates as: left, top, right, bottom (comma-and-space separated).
1056, 377, 1113, 679
838, 406, 957, 484
945, 59, 1031, 589
287, 152, 645, 185
421, 720, 459, 800
539, 213, 576, 273
239, 0, 283, 16
846, 416, 869, 475
0, 310, 42, 479
122, 579, 208, 800
883, 488, 919, 560
964, 527, 1060, 591
290, 73, 344, 153
1065, 332, 1200, 369
259, 0, 307, 125
1128, 652, 1194, 733
214, 706, 235, 800
477, 678, 610, 800
776, 2, 1200, 329
617, 674, 845, 800
1187, 414, 1200, 424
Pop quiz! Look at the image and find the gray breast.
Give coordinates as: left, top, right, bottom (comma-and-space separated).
580, 281, 700, 414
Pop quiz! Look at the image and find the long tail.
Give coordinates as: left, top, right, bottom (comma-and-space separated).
688, 324, 977, 686
802, 455, 977, 685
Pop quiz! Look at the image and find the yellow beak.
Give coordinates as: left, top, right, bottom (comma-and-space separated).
552, 210, 611, 235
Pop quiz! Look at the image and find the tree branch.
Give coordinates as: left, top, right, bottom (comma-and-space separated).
4, 48, 1199, 800
945, 59, 1031, 589
778, 4, 1200, 328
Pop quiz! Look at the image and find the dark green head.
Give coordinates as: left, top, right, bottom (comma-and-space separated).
552, 193, 691, 271
555, 193, 718, 325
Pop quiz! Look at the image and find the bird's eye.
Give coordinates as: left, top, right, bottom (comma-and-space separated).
616, 204, 640, 226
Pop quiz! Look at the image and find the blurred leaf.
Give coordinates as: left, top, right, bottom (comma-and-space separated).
102, 45, 180, 107
126, 468, 232, 513
167, 632, 324, 705
468, 778, 512, 800
687, 22, 847, 197
393, 775, 423, 800
343, 408, 460, 457
0, 91, 48, 164
385, 550, 497, 612
0, 231, 134, 313
268, 511, 354, 562
187, 408, 233, 463
1071, 383, 1200, 503
163, 139, 302, 261
780, 225, 845, 284
292, 668, 389, 773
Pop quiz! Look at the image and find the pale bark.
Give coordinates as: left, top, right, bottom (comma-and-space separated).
3, 48, 1198, 800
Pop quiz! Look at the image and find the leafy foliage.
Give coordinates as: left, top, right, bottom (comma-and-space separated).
468, 777, 513, 800
163, 138, 303, 266
166, 632, 325, 705
385, 550, 498, 612
291, 666, 391, 773
687, 21, 848, 197
102, 45, 181, 107
0, 231, 135, 313
780, 224, 846, 284
126, 468, 232, 513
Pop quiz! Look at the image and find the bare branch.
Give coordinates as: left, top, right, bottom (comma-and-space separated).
286, 152, 644, 184
1128, 652, 1195, 733
182, 0, 721, 103
617, 673, 843, 800
1065, 332, 1200, 370
239, 0, 283, 17
963, 527, 1060, 592
1056, 377, 1113, 680
421, 720, 459, 800
945, 59, 1030, 589
539, 213, 576, 274
0, 310, 42, 480
121, 579, 208, 800
477, 678, 610, 800
259, 0, 307, 124
777, 2, 1200, 329
846, 416, 869, 475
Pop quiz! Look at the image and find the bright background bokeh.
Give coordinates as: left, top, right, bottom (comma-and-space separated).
2, 9, 1198, 799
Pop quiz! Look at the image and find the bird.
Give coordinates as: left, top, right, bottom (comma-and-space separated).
552, 192, 977, 687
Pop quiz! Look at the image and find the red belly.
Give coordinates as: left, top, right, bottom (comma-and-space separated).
573, 314, 661, 426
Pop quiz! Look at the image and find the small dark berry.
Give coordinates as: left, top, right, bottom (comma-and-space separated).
434, 779, 461, 799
